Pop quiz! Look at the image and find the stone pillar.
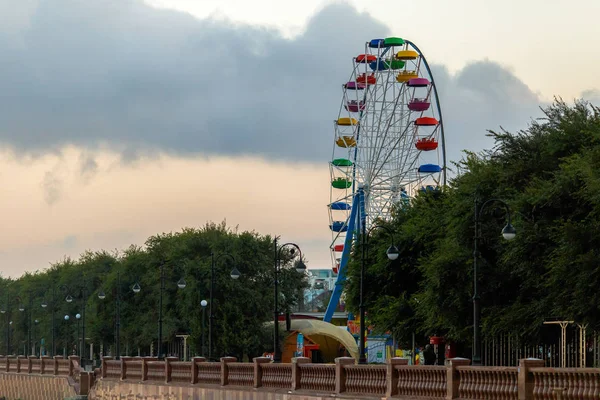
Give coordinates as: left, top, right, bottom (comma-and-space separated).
291, 357, 310, 391
165, 356, 178, 383
518, 358, 545, 400
101, 356, 112, 378
220, 356, 237, 386
191, 356, 206, 384
26, 355, 34, 374
17, 355, 26, 373
68, 355, 80, 376
386, 357, 409, 397
53, 355, 62, 375
253, 356, 271, 388
445, 357, 470, 399
334, 356, 355, 394
141, 357, 148, 381
121, 356, 133, 380
40, 355, 50, 374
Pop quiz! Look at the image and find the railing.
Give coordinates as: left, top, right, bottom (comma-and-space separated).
530, 367, 600, 399
96, 356, 600, 399
0, 355, 80, 377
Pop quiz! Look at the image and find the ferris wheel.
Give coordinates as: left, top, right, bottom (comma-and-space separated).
324, 37, 447, 322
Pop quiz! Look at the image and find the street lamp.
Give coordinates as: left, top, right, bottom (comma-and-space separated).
41, 282, 59, 357
154, 264, 186, 359
75, 313, 81, 357
273, 238, 306, 363
208, 252, 238, 361
98, 269, 139, 360
15, 294, 33, 356
359, 223, 398, 364
60, 284, 88, 367
472, 198, 516, 366
200, 299, 208, 357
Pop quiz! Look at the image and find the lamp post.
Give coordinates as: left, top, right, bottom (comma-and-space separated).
200, 299, 207, 357
64, 315, 70, 355
359, 224, 399, 364
41, 284, 57, 357
61, 284, 88, 366
1, 290, 11, 355
98, 268, 137, 360
15, 294, 33, 356
208, 252, 238, 361
33, 319, 39, 356
472, 198, 516, 366
272, 238, 307, 363
154, 264, 186, 360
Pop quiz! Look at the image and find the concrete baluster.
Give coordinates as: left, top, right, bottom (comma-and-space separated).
190, 356, 205, 384
17, 355, 26, 373
27, 355, 33, 374
291, 357, 310, 391
445, 357, 470, 399
53, 355, 62, 375
68, 355, 79, 377
253, 356, 271, 388
40, 355, 50, 374
141, 357, 148, 381
386, 357, 409, 397
518, 358, 545, 400
334, 356, 355, 394
101, 356, 112, 378
220, 356, 237, 386
120, 356, 133, 380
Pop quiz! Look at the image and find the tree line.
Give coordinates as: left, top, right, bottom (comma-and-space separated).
0, 221, 308, 360
343, 100, 600, 353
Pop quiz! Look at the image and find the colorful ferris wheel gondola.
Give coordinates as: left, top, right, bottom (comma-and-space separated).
325, 36, 447, 322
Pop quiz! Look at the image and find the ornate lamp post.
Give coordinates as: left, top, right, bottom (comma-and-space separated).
359, 224, 399, 364
200, 299, 208, 357
472, 198, 516, 366
272, 238, 306, 363
209, 252, 238, 361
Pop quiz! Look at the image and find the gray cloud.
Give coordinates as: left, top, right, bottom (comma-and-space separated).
78, 152, 98, 182
41, 168, 63, 205
0, 0, 590, 165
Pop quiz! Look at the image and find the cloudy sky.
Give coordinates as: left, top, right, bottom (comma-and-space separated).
0, 0, 598, 277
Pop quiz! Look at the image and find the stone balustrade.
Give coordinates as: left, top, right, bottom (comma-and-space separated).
95, 356, 600, 399
0, 354, 80, 377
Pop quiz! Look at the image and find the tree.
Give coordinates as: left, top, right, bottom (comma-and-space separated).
0, 220, 308, 360
342, 99, 600, 353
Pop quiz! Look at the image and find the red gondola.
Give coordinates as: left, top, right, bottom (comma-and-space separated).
415, 138, 438, 151
356, 73, 376, 85
415, 117, 438, 126
355, 54, 377, 63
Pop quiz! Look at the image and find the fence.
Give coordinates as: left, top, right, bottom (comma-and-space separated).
99, 356, 600, 399
0, 354, 79, 377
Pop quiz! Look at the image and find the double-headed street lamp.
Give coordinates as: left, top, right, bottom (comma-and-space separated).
41, 284, 59, 357
60, 284, 88, 366
359, 224, 399, 364
15, 293, 33, 356
98, 269, 139, 360
472, 198, 516, 366
209, 252, 238, 361
272, 239, 306, 363
1, 289, 11, 355
152, 264, 187, 359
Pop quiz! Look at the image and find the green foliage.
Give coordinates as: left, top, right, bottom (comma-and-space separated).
343, 99, 600, 349
0, 221, 308, 359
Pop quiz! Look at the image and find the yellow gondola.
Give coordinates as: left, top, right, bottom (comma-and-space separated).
396, 50, 419, 60
337, 117, 359, 126
336, 136, 357, 148
396, 70, 419, 83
